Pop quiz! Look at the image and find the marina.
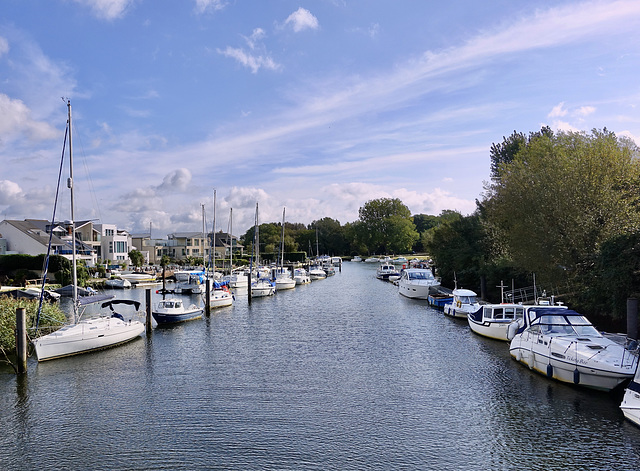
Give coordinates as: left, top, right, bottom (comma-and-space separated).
2, 262, 640, 469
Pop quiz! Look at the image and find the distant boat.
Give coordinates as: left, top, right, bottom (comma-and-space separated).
105, 277, 132, 289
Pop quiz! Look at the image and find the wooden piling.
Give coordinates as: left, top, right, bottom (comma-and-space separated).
627, 297, 638, 340
16, 308, 27, 374
146, 288, 152, 334
205, 279, 211, 316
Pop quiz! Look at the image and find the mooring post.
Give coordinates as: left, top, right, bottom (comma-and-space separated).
16, 308, 27, 374
146, 288, 152, 334
205, 279, 211, 316
627, 297, 638, 340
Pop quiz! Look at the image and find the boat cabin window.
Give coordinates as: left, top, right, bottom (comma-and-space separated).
409, 271, 431, 280
458, 295, 476, 304
567, 316, 600, 337
163, 301, 175, 308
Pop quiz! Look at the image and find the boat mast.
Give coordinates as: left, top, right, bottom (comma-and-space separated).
229, 208, 233, 271
212, 189, 216, 278
280, 207, 285, 269
67, 100, 78, 321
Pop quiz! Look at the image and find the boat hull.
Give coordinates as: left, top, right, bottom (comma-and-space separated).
33, 317, 145, 361
621, 381, 640, 426
467, 317, 511, 341
152, 309, 203, 324
208, 290, 234, 308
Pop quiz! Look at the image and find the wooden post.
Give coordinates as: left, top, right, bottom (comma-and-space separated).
146, 288, 152, 334
16, 308, 27, 374
205, 279, 211, 316
627, 297, 638, 340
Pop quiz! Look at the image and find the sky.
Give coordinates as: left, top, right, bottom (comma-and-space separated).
1, 0, 640, 238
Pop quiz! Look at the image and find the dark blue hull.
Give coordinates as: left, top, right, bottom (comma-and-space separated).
152, 309, 203, 324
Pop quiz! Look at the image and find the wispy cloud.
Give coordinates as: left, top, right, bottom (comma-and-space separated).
194, 0, 225, 15
72, 0, 134, 20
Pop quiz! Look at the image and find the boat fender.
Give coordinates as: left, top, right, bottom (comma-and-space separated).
546, 364, 553, 378
514, 349, 522, 362
528, 351, 535, 369
506, 321, 519, 341
573, 368, 580, 385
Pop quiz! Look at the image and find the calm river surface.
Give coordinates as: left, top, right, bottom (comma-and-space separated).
2, 262, 640, 470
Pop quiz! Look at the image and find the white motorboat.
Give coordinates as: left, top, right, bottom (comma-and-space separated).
620, 356, 640, 426
443, 289, 481, 318
152, 298, 203, 324
105, 277, 132, 289
293, 268, 311, 285
274, 269, 296, 290
352, 256, 362, 262
119, 272, 157, 283
397, 268, 440, 299
251, 278, 276, 297
309, 265, 327, 280
364, 257, 380, 263
331, 257, 342, 266
32, 102, 145, 361
228, 269, 249, 288
467, 303, 526, 341
508, 307, 638, 391
376, 261, 400, 280
204, 280, 234, 308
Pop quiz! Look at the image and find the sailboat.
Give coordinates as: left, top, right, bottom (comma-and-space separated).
32, 101, 145, 361
250, 202, 276, 297
205, 190, 233, 308
274, 207, 296, 291
227, 207, 249, 289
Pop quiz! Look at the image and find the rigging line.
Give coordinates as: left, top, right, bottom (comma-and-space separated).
35, 124, 68, 333
71, 118, 103, 223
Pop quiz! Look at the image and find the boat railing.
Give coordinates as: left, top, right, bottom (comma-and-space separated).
504, 285, 561, 304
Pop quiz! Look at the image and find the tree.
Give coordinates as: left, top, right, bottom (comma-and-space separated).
358, 198, 418, 254
129, 249, 144, 269
483, 128, 640, 288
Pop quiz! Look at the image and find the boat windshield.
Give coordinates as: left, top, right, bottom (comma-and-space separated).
409, 271, 432, 280
458, 296, 477, 304
534, 314, 601, 337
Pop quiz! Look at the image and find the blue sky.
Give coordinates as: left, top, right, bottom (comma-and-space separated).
2, 0, 640, 237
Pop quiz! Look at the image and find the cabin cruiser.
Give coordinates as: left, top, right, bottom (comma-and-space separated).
274, 267, 296, 290
620, 350, 640, 426
443, 289, 481, 319
152, 298, 204, 324
508, 307, 638, 391
397, 268, 440, 299
309, 265, 327, 280
468, 303, 526, 341
376, 261, 400, 281
251, 278, 276, 297
293, 268, 311, 285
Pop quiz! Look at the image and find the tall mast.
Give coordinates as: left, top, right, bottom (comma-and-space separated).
280, 207, 285, 269
67, 100, 78, 321
212, 190, 216, 277
229, 208, 233, 271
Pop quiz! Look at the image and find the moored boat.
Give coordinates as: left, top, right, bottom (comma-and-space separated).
398, 268, 440, 299
467, 303, 525, 340
508, 307, 638, 391
443, 288, 481, 318
152, 298, 203, 324
376, 261, 400, 280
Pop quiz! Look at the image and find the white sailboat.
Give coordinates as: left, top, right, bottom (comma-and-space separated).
274, 207, 296, 291
32, 101, 145, 361
250, 202, 276, 297
205, 190, 233, 308
227, 208, 249, 289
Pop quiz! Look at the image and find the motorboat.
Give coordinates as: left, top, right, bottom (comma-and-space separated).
397, 268, 440, 299
251, 278, 276, 297
443, 289, 481, 318
33, 300, 145, 361
331, 257, 342, 266
364, 257, 380, 263
467, 303, 526, 341
293, 267, 311, 285
352, 256, 362, 262
620, 354, 640, 426
376, 261, 400, 281
508, 307, 638, 391
228, 269, 249, 288
309, 265, 327, 280
105, 277, 132, 289
175, 271, 206, 294
119, 272, 157, 284
152, 298, 204, 324
274, 268, 296, 290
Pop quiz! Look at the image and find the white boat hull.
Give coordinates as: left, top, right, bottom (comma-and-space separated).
621, 382, 640, 426
208, 289, 234, 308
467, 317, 511, 341
33, 317, 145, 361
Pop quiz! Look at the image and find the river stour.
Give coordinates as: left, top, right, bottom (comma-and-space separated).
2, 262, 640, 470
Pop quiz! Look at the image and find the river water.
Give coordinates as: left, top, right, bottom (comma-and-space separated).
2, 262, 640, 470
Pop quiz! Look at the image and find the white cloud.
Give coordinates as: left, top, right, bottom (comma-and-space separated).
0, 37, 9, 57
0, 93, 58, 143
245, 28, 266, 50
548, 102, 568, 118
157, 168, 192, 192
0, 180, 23, 205
217, 46, 280, 74
72, 0, 134, 20
194, 0, 225, 14
284, 8, 319, 33
576, 105, 596, 116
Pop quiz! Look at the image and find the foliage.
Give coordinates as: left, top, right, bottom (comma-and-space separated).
358, 198, 418, 254
482, 128, 640, 289
129, 249, 145, 269
0, 295, 67, 370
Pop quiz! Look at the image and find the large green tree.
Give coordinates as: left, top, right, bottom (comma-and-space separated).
358, 198, 419, 254
483, 128, 640, 288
